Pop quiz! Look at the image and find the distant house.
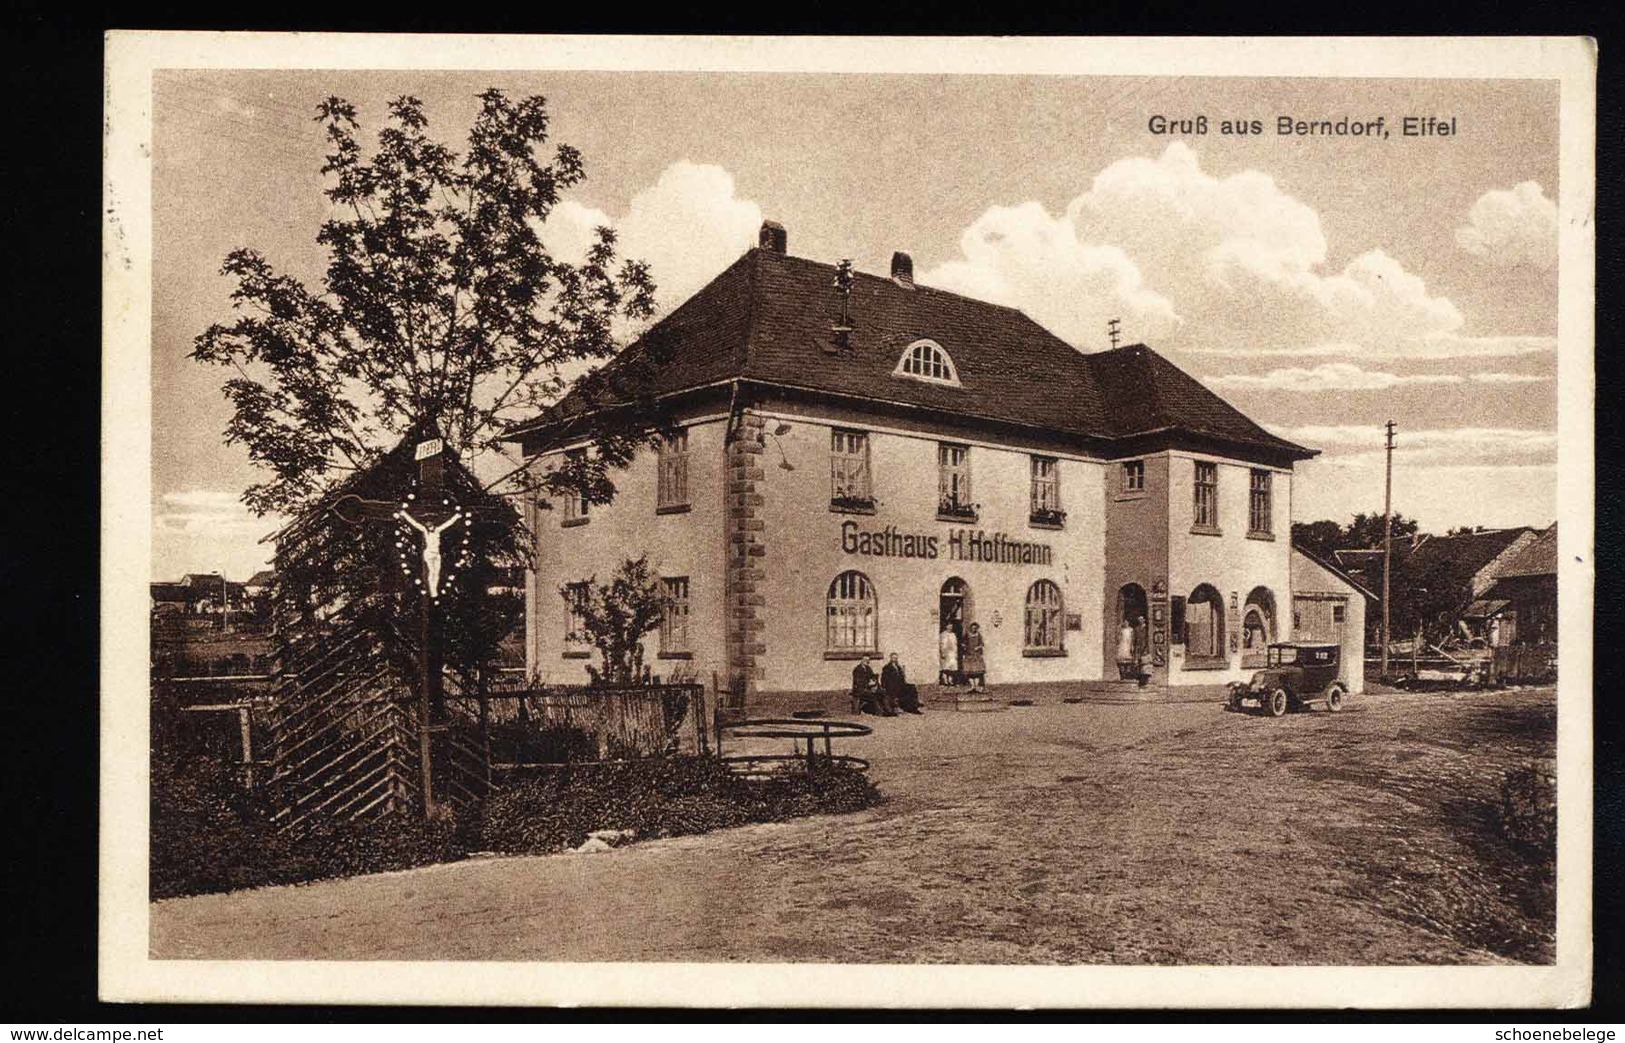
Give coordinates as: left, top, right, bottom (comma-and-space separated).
244, 569, 276, 597
180, 572, 250, 615
1476, 524, 1557, 647
1403, 527, 1539, 601
1290, 545, 1374, 693
149, 582, 190, 616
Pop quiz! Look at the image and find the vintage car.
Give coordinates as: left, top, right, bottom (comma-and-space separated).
1227, 642, 1348, 717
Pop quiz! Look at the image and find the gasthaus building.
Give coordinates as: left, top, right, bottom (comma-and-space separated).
505, 222, 1326, 704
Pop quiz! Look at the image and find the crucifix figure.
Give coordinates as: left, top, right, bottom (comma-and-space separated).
398, 507, 463, 598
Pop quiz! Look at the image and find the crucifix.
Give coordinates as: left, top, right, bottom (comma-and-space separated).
332, 434, 472, 818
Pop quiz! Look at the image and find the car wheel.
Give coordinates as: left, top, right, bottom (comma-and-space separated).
1267, 688, 1289, 718
1325, 684, 1346, 713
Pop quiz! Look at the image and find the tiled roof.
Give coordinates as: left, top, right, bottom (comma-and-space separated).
515, 246, 1314, 461
1404, 528, 1535, 581
1497, 524, 1557, 578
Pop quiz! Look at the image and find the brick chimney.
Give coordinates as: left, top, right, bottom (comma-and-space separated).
758, 220, 787, 255
891, 251, 914, 286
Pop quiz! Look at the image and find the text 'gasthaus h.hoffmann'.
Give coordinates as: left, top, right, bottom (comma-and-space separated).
504, 222, 1366, 706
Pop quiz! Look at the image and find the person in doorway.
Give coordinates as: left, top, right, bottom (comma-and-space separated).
938, 623, 960, 686
962, 622, 987, 691
850, 654, 884, 715
1117, 617, 1137, 681
1131, 614, 1151, 687
883, 652, 922, 714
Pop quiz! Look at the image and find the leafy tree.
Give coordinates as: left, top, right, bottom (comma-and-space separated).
564, 556, 668, 686
1291, 512, 1422, 556
192, 90, 663, 518
1343, 511, 1420, 549
1289, 519, 1344, 561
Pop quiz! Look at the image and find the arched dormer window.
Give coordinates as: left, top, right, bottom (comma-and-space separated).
894, 339, 961, 387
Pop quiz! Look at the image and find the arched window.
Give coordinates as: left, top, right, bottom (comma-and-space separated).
827, 571, 878, 654
1024, 580, 1065, 653
1186, 583, 1226, 659
894, 339, 961, 386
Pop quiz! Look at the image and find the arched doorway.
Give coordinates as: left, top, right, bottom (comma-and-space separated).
1242, 586, 1276, 667
1109, 583, 1151, 679
1116, 583, 1148, 627
940, 578, 972, 684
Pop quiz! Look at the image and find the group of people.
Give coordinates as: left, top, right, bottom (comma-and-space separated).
1116, 614, 1151, 687
850, 653, 923, 716
936, 622, 987, 690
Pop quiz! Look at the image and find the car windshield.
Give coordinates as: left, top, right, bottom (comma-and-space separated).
1268, 646, 1298, 665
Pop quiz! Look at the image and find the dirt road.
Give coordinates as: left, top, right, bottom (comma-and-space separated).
150, 687, 1555, 964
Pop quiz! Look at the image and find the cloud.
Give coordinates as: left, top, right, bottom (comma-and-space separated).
1456, 181, 1558, 269
1203, 363, 1462, 392
541, 160, 763, 311
1291, 456, 1555, 532
154, 490, 281, 540
1266, 424, 1557, 468
918, 142, 1548, 360
1469, 371, 1551, 385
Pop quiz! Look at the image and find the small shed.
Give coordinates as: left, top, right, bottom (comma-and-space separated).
1290, 545, 1373, 694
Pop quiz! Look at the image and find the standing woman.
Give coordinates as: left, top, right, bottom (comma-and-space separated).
962, 622, 987, 691
938, 623, 960, 686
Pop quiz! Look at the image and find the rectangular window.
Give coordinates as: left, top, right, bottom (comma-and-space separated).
1193, 460, 1219, 530
659, 576, 691, 655
830, 429, 873, 506
938, 443, 974, 517
1122, 459, 1145, 493
1332, 603, 1346, 624
1248, 469, 1273, 535
564, 581, 590, 648
1030, 456, 1062, 523
1170, 596, 1186, 644
561, 449, 590, 526
657, 430, 690, 511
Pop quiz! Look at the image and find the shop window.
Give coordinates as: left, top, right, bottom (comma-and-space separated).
1185, 583, 1226, 660
1030, 456, 1065, 527
1248, 469, 1273, 536
657, 430, 690, 512
830, 429, 874, 510
1193, 461, 1219, 532
1024, 580, 1065, 655
659, 576, 690, 656
938, 443, 975, 520
827, 570, 878, 656
895, 339, 961, 386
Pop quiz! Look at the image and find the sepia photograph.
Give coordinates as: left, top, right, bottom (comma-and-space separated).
101, 34, 1595, 1008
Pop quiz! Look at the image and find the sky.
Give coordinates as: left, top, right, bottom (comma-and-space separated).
151, 70, 1560, 581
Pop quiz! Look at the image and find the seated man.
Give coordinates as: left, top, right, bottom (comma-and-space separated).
881, 652, 922, 715
851, 654, 886, 715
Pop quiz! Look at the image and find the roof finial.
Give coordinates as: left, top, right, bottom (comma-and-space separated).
1107, 317, 1122, 350
829, 259, 855, 352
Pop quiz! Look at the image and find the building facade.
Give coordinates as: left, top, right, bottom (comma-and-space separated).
510, 224, 1319, 699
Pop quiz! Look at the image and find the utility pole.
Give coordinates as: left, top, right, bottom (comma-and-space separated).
1381, 419, 1396, 678
1108, 318, 1122, 350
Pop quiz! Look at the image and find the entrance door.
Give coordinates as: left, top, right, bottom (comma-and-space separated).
940, 578, 971, 682
1111, 583, 1151, 678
